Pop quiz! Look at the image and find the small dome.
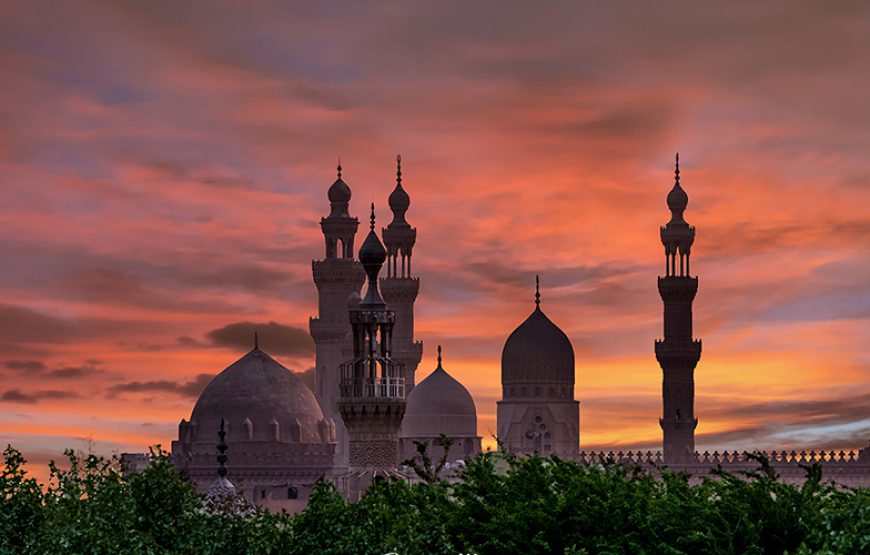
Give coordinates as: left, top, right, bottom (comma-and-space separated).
667, 183, 688, 217
389, 183, 410, 214
502, 306, 574, 384
402, 351, 477, 438
190, 348, 327, 443
328, 177, 351, 204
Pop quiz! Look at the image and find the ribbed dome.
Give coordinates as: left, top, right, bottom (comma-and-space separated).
502, 306, 575, 384
402, 356, 477, 438
190, 348, 327, 443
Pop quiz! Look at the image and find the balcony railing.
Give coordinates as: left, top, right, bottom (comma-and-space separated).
339, 375, 405, 399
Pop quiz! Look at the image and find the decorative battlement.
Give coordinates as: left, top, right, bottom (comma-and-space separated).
578, 448, 868, 467
657, 275, 698, 300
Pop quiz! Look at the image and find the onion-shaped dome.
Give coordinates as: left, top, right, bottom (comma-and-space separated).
327, 161, 351, 204
402, 347, 477, 438
502, 278, 574, 385
328, 177, 351, 204
389, 184, 410, 215
189, 347, 327, 443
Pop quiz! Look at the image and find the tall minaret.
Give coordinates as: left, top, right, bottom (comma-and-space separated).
338, 204, 406, 499
310, 161, 366, 469
381, 155, 423, 391
655, 153, 702, 464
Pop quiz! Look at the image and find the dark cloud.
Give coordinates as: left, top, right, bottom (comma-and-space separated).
205, 321, 314, 357
0, 304, 74, 343
106, 373, 213, 399
2, 359, 103, 379
0, 389, 81, 404
4, 360, 47, 372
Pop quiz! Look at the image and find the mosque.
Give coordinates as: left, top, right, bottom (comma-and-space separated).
160, 154, 869, 509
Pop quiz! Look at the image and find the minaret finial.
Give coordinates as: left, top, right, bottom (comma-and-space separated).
437, 344, 442, 367
337, 157, 342, 179
396, 154, 402, 185
253, 330, 258, 350
217, 418, 228, 478
535, 275, 541, 307
675, 152, 680, 185
370, 202, 376, 231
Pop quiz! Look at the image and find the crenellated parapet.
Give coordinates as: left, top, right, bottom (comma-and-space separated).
577, 447, 870, 487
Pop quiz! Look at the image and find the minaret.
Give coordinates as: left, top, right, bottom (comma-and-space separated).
381, 155, 423, 391
310, 161, 366, 469
338, 204, 406, 499
656, 153, 702, 464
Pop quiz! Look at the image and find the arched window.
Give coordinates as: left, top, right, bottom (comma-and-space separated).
287, 486, 298, 500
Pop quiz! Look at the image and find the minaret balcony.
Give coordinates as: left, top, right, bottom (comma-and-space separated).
312, 259, 366, 285
654, 339, 702, 364
339, 375, 406, 399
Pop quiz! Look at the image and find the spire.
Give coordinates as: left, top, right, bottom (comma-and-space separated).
437, 344, 442, 368
337, 157, 342, 179
535, 274, 541, 308
253, 331, 259, 350
666, 152, 688, 223
217, 418, 228, 478
396, 154, 402, 185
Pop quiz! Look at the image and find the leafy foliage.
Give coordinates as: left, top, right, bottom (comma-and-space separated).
1, 444, 867, 554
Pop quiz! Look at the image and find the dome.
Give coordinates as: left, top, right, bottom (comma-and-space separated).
328, 178, 351, 204
389, 184, 410, 215
402, 351, 477, 438
502, 306, 574, 385
189, 348, 327, 443
667, 183, 688, 218
358, 204, 387, 267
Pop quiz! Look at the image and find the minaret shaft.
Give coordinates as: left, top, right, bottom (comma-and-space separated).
656, 154, 701, 464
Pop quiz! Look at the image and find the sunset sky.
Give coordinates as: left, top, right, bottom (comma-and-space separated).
1, 2, 869, 476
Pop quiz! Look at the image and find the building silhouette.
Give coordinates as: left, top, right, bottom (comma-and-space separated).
656, 153, 702, 464
336, 204, 407, 499
497, 276, 580, 460
309, 162, 366, 469
146, 154, 870, 506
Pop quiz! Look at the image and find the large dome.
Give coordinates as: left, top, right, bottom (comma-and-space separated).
502, 306, 575, 385
189, 348, 328, 444
401, 357, 477, 438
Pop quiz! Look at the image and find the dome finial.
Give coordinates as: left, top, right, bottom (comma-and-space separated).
253, 331, 258, 350
535, 275, 541, 307
675, 152, 680, 185
217, 418, 228, 478
396, 154, 402, 185
337, 157, 342, 179
370, 202, 376, 231
437, 344, 442, 367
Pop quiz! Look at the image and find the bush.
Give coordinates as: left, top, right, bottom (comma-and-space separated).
1, 444, 867, 555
